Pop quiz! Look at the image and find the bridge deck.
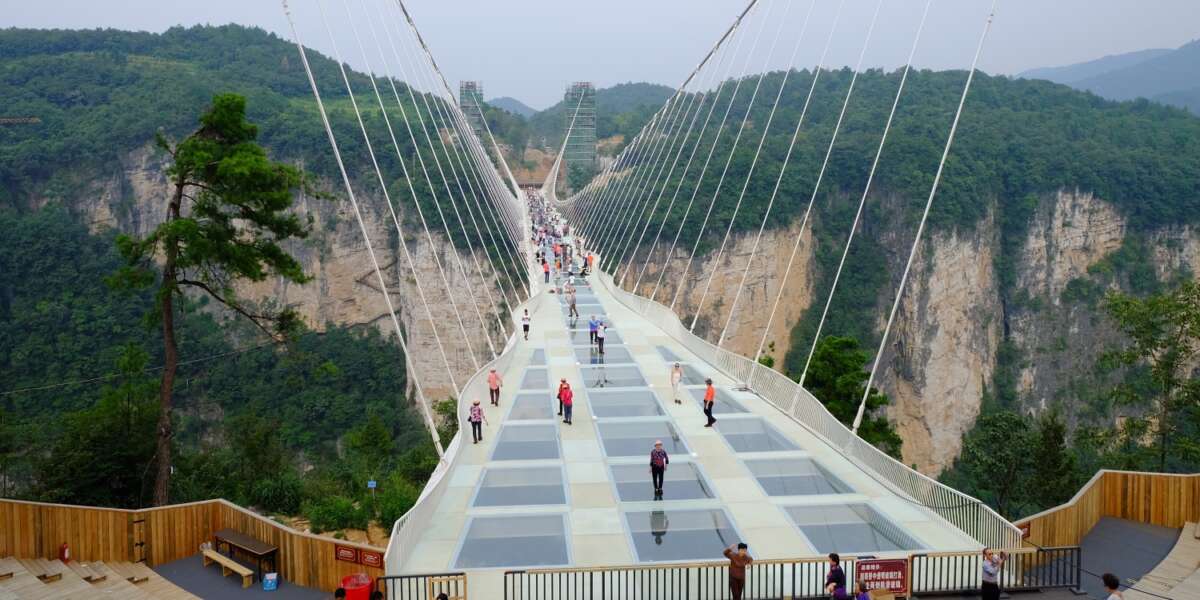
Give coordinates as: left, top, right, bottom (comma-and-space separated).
394, 261, 976, 584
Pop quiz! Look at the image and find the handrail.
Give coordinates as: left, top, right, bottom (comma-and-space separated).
592, 268, 1022, 550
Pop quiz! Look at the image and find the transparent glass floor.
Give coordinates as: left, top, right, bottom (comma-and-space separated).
686, 386, 748, 414
491, 424, 561, 461
716, 417, 799, 452
520, 367, 550, 390
529, 349, 546, 366
744, 457, 852, 496
580, 365, 648, 388
611, 462, 714, 502
562, 303, 605, 315
624, 509, 740, 562
454, 514, 569, 568
559, 293, 599, 304
567, 328, 623, 345
472, 466, 566, 507
574, 345, 635, 364
784, 504, 923, 553
509, 392, 555, 421
597, 420, 689, 457
587, 389, 665, 418
676, 363, 709, 385
656, 346, 683, 362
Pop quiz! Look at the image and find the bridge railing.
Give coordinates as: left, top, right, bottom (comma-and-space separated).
594, 270, 1021, 550
504, 556, 867, 600
377, 571, 468, 600
909, 547, 1081, 595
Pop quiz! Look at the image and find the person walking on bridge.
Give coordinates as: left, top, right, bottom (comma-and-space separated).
542, 258, 550, 284
521, 309, 531, 341
670, 363, 683, 404
649, 440, 669, 498
560, 381, 574, 425
588, 315, 599, 346
567, 287, 579, 318
723, 543, 753, 600
703, 378, 717, 427
468, 399, 488, 444
488, 368, 503, 407
596, 322, 607, 356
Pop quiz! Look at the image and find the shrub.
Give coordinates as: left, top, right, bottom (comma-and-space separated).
303, 495, 368, 533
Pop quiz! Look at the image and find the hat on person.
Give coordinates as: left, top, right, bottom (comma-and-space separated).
472, 399, 480, 405
654, 440, 663, 446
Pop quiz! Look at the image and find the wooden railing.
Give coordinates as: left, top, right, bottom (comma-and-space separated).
0, 497, 384, 592
1015, 469, 1200, 548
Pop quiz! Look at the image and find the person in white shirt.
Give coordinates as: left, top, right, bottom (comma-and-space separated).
981, 548, 1005, 600
521, 309, 531, 341
670, 363, 683, 404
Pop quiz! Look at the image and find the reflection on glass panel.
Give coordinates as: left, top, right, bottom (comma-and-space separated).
574, 345, 634, 364
745, 458, 852, 496
625, 509, 740, 562
454, 515, 569, 568
588, 389, 664, 418
509, 393, 555, 421
568, 328, 623, 345
473, 466, 566, 507
520, 367, 550, 390
611, 463, 714, 502
580, 365, 647, 389
529, 349, 546, 366
785, 504, 922, 553
597, 421, 688, 457
492, 424, 560, 461
686, 386, 748, 414
716, 418, 799, 452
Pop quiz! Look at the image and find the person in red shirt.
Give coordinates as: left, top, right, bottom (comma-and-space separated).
560, 382, 573, 425
724, 543, 753, 600
542, 259, 550, 283
487, 368, 502, 406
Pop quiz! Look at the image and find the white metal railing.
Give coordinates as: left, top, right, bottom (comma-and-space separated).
594, 269, 1021, 550
385, 279, 548, 574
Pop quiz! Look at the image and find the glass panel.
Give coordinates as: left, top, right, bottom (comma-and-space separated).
745, 458, 852, 496
568, 328, 623, 345
529, 349, 546, 366
474, 466, 566, 507
625, 509, 740, 562
716, 418, 799, 452
677, 364, 709, 385
656, 346, 683, 362
686, 386, 748, 414
509, 392, 555, 421
520, 367, 550, 390
492, 424, 560, 461
580, 365, 647, 389
588, 389, 664, 418
611, 463, 714, 502
455, 515, 568, 568
597, 421, 688, 457
574, 345, 634, 364
785, 505, 922, 553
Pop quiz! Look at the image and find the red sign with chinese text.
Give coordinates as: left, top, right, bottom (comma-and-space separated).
856, 558, 909, 595
360, 550, 383, 568
334, 545, 358, 563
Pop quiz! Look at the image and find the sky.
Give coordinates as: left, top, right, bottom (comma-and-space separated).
5, 0, 1199, 109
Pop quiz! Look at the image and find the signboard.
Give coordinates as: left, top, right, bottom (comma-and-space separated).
360, 550, 383, 568
367, 480, 377, 489
1018, 522, 1031, 540
334, 545, 359, 563
856, 558, 909, 596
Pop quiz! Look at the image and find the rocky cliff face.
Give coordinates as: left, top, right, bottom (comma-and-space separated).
62, 145, 507, 402
620, 190, 1200, 476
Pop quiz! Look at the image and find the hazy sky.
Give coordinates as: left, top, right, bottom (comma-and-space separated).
5, 0, 1198, 109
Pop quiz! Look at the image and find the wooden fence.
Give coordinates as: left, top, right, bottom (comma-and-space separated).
0, 497, 384, 592
1016, 470, 1200, 548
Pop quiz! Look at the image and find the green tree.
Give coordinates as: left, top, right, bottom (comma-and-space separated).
947, 411, 1033, 518
803, 336, 903, 457
345, 414, 394, 476
1101, 281, 1200, 471
1027, 409, 1077, 509
110, 93, 315, 505
33, 345, 159, 508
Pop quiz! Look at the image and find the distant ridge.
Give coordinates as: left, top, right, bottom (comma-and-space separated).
488, 96, 537, 118
1019, 40, 1200, 114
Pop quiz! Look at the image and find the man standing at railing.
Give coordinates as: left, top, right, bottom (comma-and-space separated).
724, 543, 752, 600
981, 547, 1006, 600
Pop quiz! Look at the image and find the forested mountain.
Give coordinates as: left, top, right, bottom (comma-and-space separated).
1019, 40, 1200, 114
488, 96, 537, 118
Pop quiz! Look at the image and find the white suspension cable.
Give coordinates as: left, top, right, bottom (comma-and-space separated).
854, 0, 1000, 435
280, 0, 443, 456
799, 0, 933, 384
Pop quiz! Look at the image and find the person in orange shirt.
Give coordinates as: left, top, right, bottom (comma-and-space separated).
703, 378, 716, 427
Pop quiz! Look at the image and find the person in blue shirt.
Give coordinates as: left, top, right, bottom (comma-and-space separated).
588, 315, 599, 346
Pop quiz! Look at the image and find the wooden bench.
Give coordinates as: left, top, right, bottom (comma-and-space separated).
202, 549, 253, 588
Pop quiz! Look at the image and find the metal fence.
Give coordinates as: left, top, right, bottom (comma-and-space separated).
910, 547, 1081, 595
593, 271, 1022, 550
505, 557, 865, 600
377, 572, 468, 600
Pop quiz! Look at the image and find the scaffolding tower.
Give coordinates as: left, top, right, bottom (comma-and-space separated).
459, 81, 486, 139
562, 82, 596, 174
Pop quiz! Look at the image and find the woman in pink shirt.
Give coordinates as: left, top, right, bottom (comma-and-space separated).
488, 368, 502, 406
468, 399, 488, 444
